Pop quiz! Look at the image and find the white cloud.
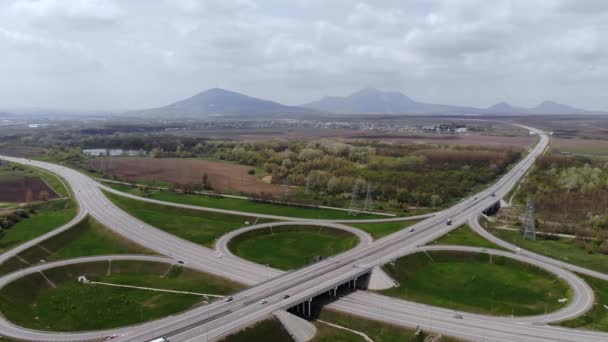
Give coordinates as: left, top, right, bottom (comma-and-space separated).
0, 0, 607, 111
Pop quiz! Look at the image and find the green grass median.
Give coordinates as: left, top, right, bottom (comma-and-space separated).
103, 181, 385, 220
0, 261, 243, 331
380, 251, 570, 316
229, 225, 358, 270
104, 190, 258, 247
0, 199, 76, 253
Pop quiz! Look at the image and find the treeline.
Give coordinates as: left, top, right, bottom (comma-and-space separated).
518, 154, 608, 237
9, 131, 523, 210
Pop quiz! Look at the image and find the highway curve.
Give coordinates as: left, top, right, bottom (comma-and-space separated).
1, 124, 608, 341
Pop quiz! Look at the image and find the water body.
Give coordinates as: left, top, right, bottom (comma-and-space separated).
83, 148, 147, 157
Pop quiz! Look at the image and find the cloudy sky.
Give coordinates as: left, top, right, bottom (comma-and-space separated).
1, 0, 607, 111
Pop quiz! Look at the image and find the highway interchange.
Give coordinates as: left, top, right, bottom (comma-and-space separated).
2, 125, 608, 341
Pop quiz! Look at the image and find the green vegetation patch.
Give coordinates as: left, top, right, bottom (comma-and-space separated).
429, 224, 501, 249
21, 164, 70, 198
381, 251, 570, 316
491, 228, 608, 274
229, 225, 358, 270
351, 220, 420, 239
0, 199, 76, 253
219, 318, 292, 342
104, 190, 257, 247
0, 215, 153, 275
103, 181, 383, 220
560, 274, 608, 331
314, 309, 458, 342
0, 261, 243, 332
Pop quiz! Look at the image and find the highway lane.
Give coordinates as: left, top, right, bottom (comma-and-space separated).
3, 126, 607, 341
99, 182, 435, 223
469, 215, 608, 282
114, 125, 586, 341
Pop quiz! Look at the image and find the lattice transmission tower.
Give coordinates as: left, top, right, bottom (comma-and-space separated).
522, 198, 536, 240
348, 184, 358, 216
364, 182, 373, 211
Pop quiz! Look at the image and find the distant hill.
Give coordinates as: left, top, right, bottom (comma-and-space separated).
302, 88, 480, 115
303, 88, 605, 115
129, 88, 315, 118
128, 87, 605, 117
482, 100, 602, 115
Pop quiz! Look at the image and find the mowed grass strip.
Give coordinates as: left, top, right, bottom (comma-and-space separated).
429, 224, 502, 249
219, 318, 292, 342
559, 274, 608, 331
0, 261, 243, 332
0, 199, 76, 253
103, 181, 383, 220
0, 215, 153, 276
229, 226, 358, 270
381, 251, 570, 316
104, 190, 255, 247
314, 309, 460, 342
21, 164, 70, 198
491, 228, 608, 274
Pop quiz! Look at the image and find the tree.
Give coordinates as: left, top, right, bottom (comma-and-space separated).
25, 189, 33, 206
202, 173, 212, 190
38, 190, 50, 202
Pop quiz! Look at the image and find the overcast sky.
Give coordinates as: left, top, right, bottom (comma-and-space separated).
1, 0, 607, 111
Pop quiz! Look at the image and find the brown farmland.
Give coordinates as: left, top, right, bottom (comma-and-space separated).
90, 158, 289, 196
550, 137, 608, 156
239, 131, 535, 149
0, 177, 59, 203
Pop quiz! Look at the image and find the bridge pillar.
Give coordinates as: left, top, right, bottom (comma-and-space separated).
307, 298, 312, 316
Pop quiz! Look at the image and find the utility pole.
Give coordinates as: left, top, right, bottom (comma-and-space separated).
523, 198, 536, 240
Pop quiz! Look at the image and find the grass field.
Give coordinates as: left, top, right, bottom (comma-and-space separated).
380, 251, 570, 316
0, 261, 243, 331
551, 137, 608, 156
104, 190, 257, 247
103, 181, 384, 220
351, 220, 420, 239
0, 215, 152, 275
560, 274, 608, 332
0, 199, 76, 253
314, 309, 458, 342
229, 226, 358, 270
490, 228, 608, 274
429, 224, 501, 249
219, 318, 292, 342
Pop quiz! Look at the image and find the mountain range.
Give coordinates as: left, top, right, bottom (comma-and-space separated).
129, 87, 604, 117
128, 88, 315, 118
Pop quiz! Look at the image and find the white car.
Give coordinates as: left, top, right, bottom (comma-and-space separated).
259, 299, 267, 304
408, 227, 415, 232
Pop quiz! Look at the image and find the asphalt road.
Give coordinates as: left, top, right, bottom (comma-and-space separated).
2, 125, 608, 341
